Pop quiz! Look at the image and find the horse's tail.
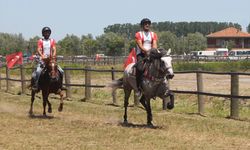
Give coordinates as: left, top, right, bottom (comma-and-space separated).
106, 77, 123, 89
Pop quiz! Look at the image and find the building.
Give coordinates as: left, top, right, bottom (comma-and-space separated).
206, 27, 250, 50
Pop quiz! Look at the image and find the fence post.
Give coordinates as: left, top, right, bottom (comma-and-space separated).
84, 66, 91, 101
64, 68, 71, 98
196, 69, 204, 115
230, 73, 239, 119
6, 66, 9, 92
111, 67, 117, 105
20, 65, 25, 94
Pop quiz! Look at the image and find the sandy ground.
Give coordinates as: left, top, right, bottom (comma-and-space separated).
170, 73, 250, 96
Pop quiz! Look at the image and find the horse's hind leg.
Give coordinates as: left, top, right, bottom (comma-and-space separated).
145, 99, 153, 126
58, 91, 64, 112
123, 89, 132, 124
29, 90, 35, 115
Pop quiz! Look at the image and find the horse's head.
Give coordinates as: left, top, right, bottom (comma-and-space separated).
43, 57, 59, 81
145, 48, 174, 80
160, 48, 174, 79
148, 48, 174, 79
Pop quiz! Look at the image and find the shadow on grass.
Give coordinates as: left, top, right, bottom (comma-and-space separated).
119, 122, 162, 129
28, 114, 54, 119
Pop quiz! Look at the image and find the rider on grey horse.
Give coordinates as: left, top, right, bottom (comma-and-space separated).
32, 27, 65, 92
134, 18, 158, 97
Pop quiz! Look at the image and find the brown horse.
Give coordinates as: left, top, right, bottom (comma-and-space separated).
29, 57, 64, 116
109, 48, 174, 126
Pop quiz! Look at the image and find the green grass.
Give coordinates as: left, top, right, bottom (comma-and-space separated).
0, 89, 250, 150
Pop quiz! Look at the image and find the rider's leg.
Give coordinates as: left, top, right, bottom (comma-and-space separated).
135, 53, 145, 97
32, 64, 42, 91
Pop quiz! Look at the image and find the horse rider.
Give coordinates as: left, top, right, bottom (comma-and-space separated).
32, 26, 65, 92
134, 18, 158, 96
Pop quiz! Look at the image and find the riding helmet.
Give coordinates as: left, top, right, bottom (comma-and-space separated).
42, 27, 51, 36
140, 18, 151, 26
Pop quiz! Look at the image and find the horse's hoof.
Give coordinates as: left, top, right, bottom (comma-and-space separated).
123, 120, 128, 125
58, 104, 63, 112
167, 103, 174, 109
29, 110, 33, 116
48, 107, 52, 113
147, 122, 154, 127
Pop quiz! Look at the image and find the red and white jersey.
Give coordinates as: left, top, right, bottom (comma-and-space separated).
37, 38, 56, 57
135, 31, 158, 54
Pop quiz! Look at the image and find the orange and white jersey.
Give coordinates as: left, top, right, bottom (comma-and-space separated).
37, 38, 56, 57
135, 31, 158, 54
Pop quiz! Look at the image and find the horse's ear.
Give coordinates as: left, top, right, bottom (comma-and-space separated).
167, 48, 171, 55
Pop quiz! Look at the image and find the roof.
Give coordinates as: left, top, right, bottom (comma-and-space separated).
207, 27, 250, 38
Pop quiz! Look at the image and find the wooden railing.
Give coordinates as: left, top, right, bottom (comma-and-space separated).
0, 65, 249, 119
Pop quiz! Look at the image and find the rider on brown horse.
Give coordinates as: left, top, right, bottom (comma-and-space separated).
32, 27, 65, 92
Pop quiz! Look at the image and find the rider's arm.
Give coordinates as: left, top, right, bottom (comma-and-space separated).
136, 39, 147, 53
152, 33, 158, 49
37, 40, 44, 59
51, 39, 56, 58
52, 45, 56, 58
152, 39, 157, 49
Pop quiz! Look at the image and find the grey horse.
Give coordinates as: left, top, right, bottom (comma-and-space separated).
110, 48, 175, 126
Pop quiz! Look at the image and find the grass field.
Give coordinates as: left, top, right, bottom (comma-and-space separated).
0, 88, 250, 150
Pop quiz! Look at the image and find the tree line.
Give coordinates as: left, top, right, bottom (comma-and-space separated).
0, 21, 249, 57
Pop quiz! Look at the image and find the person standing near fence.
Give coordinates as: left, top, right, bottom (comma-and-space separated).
32, 27, 65, 92
134, 18, 158, 96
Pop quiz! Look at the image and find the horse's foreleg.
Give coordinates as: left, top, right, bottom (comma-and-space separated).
29, 90, 35, 115
47, 100, 52, 113
123, 89, 131, 124
139, 95, 147, 109
58, 91, 64, 112
167, 91, 174, 109
42, 91, 48, 116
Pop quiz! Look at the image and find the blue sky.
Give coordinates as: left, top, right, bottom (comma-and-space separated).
0, 0, 249, 40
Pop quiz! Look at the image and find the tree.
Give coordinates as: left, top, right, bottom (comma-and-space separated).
81, 37, 98, 57
175, 36, 189, 55
57, 34, 81, 55
158, 31, 177, 53
247, 23, 250, 33
27, 36, 40, 54
96, 32, 125, 56
186, 32, 207, 52
0, 33, 26, 54
227, 40, 235, 50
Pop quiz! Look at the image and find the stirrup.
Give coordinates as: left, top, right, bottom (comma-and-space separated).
32, 86, 39, 92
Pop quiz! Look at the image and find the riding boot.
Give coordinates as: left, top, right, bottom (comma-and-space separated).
32, 79, 39, 92
135, 67, 142, 97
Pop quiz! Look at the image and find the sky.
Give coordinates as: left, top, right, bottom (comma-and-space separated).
0, 0, 249, 41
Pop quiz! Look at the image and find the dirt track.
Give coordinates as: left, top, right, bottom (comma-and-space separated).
170, 73, 250, 96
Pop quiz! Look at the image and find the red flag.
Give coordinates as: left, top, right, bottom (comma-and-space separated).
29, 54, 34, 60
124, 48, 137, 69
6, 51, 23, 69
95, 54, 101, 61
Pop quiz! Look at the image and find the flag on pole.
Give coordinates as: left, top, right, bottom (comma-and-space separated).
6, 51, 23, 69
124, 48, 137, 69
